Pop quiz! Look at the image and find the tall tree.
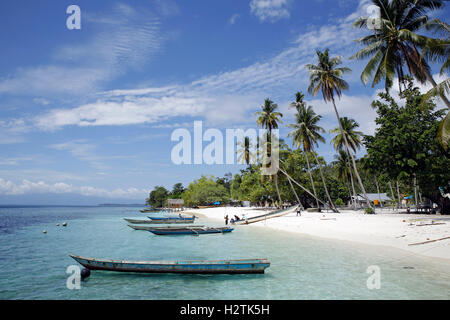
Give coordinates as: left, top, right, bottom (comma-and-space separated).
287, 103, 337, 212
306, 49, 374, 209
334, 150, 357, 209
255, 99, 283, 206
351, 0, 450, 107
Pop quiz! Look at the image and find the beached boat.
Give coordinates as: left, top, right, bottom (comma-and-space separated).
128, 224, 204, 231
146, 219, 197, 224
69, 254, 270, 274
139, 207, 160, 213
148, 226, 234, 235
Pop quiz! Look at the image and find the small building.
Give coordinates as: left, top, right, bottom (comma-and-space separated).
167, 199, 184, 209
352, 193, 392, 206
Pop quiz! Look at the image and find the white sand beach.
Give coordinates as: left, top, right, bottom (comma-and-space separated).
186, 207, 450, 261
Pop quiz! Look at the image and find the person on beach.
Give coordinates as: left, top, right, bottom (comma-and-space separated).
296, 207, 301, 216
225, 215, 229, 225
234, 215, 240, 221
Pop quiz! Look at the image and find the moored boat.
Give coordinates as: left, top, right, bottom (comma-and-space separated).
123, 218, 154, 224
148, 215, 195, 221
139, 208, 159, 213
70, 254, 270, 274
128, 224, 204, 231
147, 226, 233, 235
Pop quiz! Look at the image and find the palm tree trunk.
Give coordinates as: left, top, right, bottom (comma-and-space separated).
347, 152, 357, 210
274, 174, 282, 208
375, 177, 383, 208
425, 69, 450, 109
331, 97, 373, 210
279, 167, 338, 212
396, 180, 401, 209
312, 152, 338, 213
305, 151, 320, 208
285, 168, 303, 209
414, 173, 418, 209
388, 181, 396, 211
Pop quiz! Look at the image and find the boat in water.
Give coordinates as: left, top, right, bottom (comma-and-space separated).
147, 226, 234, 235
124, 218, 196, 224
147, 215, 195, 221
139, 208, 160, 213
69, 254, 270, 274
128, 224, 204, 231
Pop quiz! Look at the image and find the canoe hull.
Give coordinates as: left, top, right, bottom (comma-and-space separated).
128, 224, 204, 231
148, 227, 233, 235
70, 255, 270, 274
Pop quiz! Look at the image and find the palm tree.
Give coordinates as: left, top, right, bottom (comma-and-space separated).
289, 92, 306, 113
351, 0, 450, 108
306, 49, 374, 209
236, 136, 254, 165
330, 117, 364, 210
330, 117, 364, 153
333, 150, 356, 208
287, 103, 337, 212
255, 99, 283, 206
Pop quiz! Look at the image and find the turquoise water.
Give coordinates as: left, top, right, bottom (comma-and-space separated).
0, 206, 449, 300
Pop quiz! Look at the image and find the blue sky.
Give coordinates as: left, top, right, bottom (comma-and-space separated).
0, 0, 448, 204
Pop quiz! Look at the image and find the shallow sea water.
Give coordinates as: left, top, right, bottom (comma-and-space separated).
0, 206, 449, 300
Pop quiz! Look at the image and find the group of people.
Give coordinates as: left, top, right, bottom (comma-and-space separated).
224, 214, 248, 225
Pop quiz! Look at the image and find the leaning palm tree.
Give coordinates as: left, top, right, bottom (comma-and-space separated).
287, 104, 337, 212
306, 49, 373, 209
351, 0, 449, 108
255, 99, 283, 206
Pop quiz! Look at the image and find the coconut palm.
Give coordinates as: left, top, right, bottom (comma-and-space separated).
236, 136, 255, 165
289, 92, 306, 113
255, 99, 283, 206
306, 49, 373, 209
351, 0, 450, 108
330, 117, 364, 153
287, 103, 338, 212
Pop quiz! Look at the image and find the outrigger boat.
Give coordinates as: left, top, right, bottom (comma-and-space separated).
148, 215, 195, 221
139, 208, 160, 213
128, 224, 204, 231
147, 226, 233, 236
123, 218, 154, 224
69, 254, 270, 274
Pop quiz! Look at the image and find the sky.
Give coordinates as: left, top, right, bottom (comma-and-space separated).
0, 0, 448, 205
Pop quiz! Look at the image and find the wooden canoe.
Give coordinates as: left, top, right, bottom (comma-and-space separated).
128, 224, 204, 231
123, 218, 154, 224
139, 208, 160, 213
69, 254, 270, 274
147, 216, 195, 221
148, 227, 234, 235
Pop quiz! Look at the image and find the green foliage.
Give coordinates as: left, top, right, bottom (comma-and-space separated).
364, 78, 450, 203
147, 186, 169, 208
365, 207, 375, 214
182, 175, 230, 207
335, 198, 344, 206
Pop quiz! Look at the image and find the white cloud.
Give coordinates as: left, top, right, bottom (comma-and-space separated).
229, 13, 240, 25
0, 177, 148, 199
0, 4, 164, 96
250, 0, 292, 22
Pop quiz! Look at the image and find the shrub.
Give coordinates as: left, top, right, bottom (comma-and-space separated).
365, 207, 375, 214
335, 198, 344, 206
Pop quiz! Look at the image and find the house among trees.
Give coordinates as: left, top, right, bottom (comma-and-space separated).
352, 193, 392, 207
168, 199, 184, 210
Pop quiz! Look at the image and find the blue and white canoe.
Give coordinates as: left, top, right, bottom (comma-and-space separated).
69, 254, 270, 274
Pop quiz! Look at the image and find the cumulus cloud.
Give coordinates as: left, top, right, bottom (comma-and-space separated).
250, 0, 292, 22
0, 178, 148, 199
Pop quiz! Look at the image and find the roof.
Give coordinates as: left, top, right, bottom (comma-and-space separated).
353, 193, 391, 201
167, 199, 184, 204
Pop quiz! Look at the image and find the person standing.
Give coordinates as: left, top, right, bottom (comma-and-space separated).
225, 215, 229, 225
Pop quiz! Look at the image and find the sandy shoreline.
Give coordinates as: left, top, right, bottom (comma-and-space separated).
185, 207, 450, 262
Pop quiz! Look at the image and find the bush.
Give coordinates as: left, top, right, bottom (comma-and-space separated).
365, 207, 375, 214
335, 198, 344, 206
